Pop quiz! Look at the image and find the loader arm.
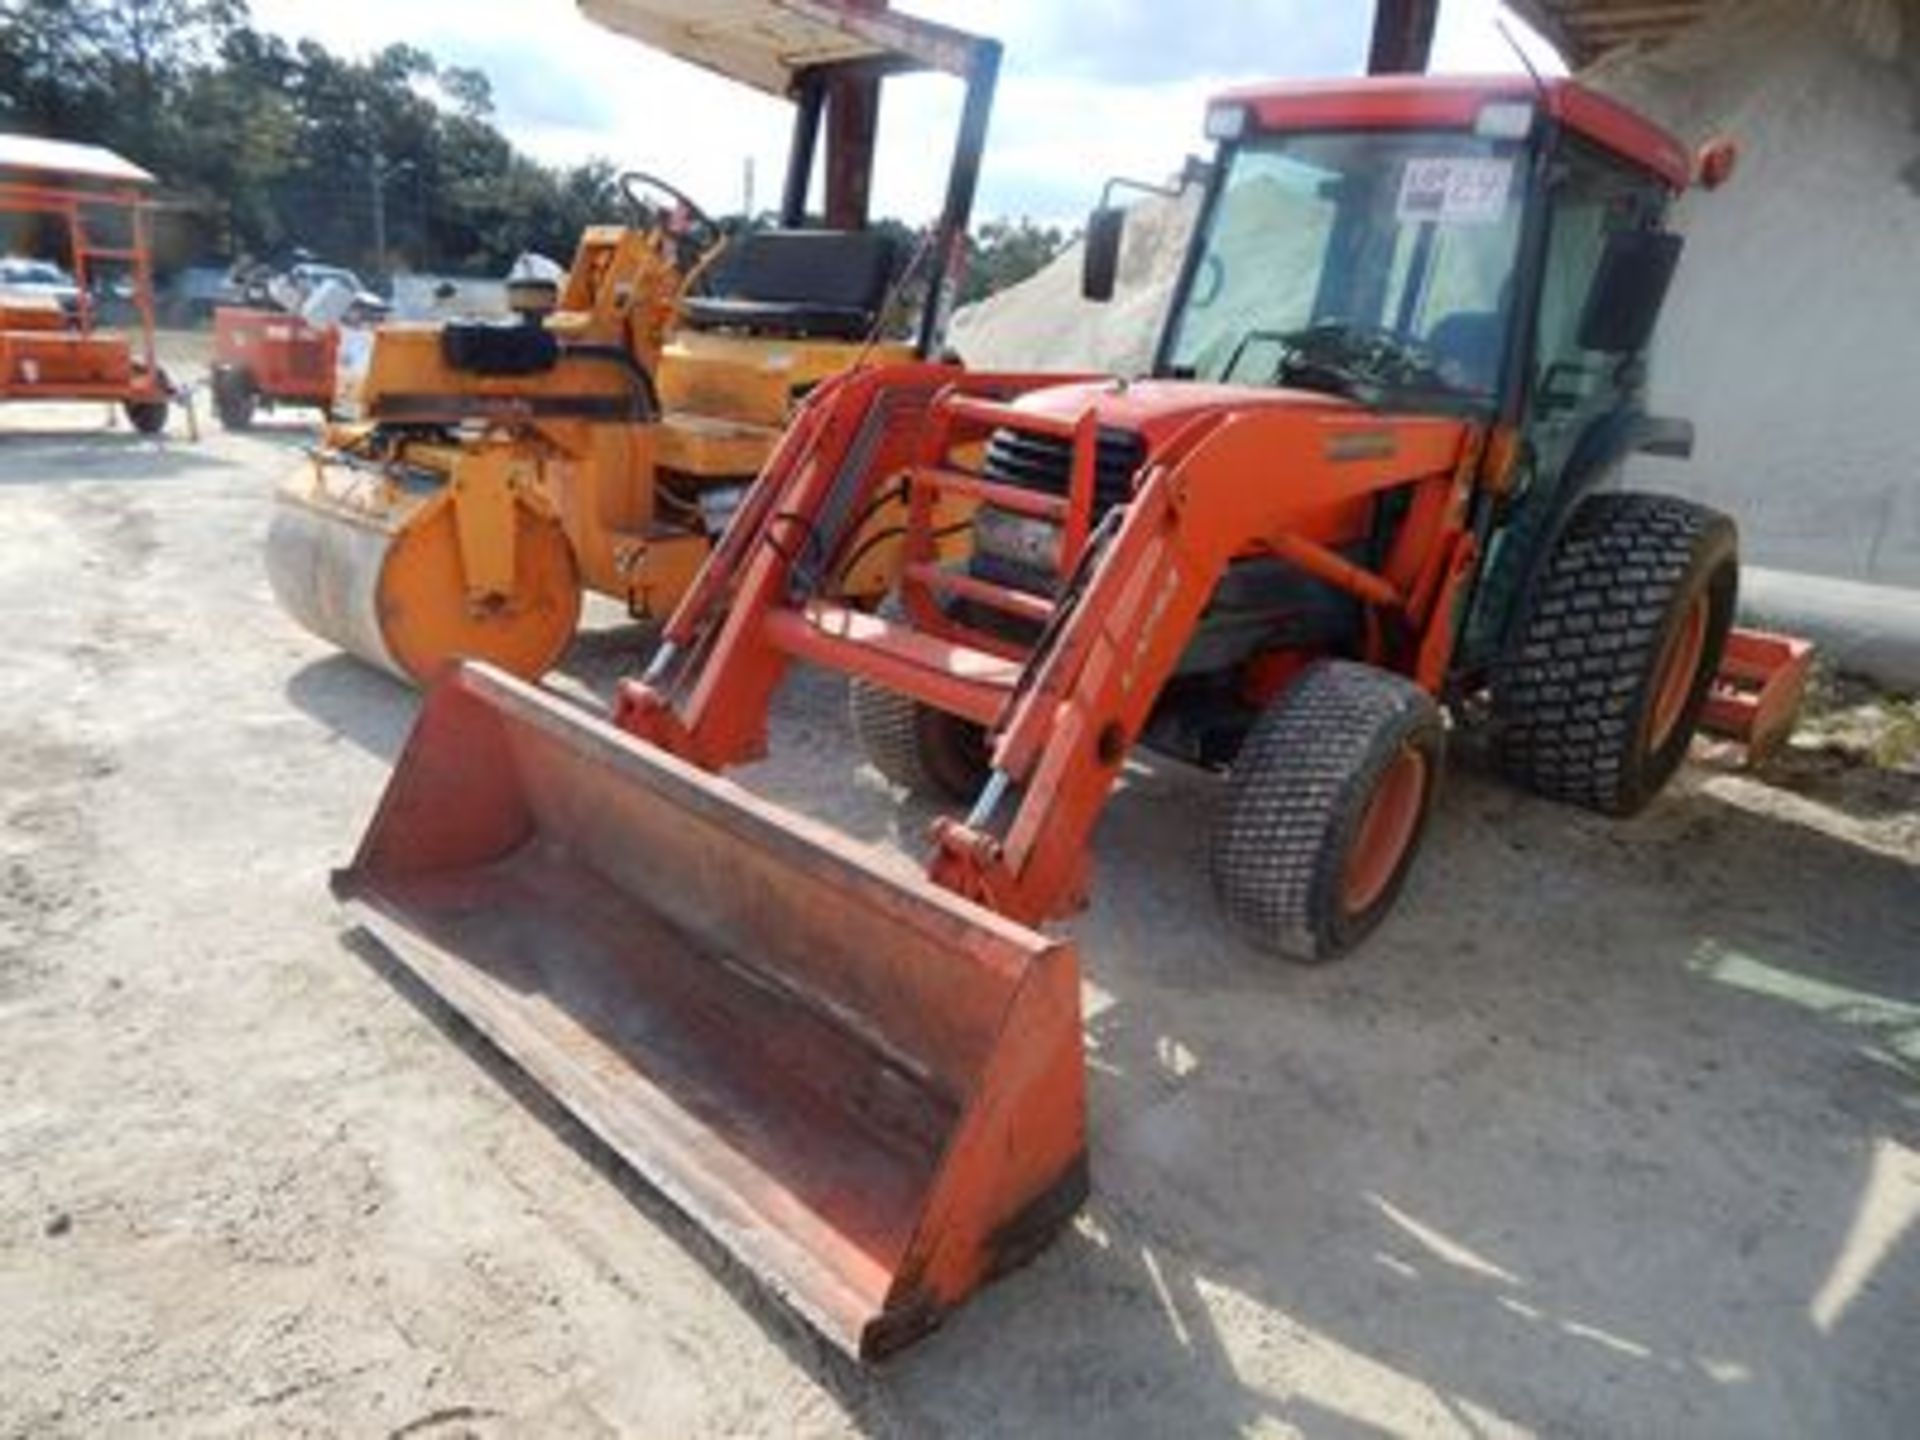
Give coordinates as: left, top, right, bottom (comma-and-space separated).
620, 366, 1481, 923
927, 405, 1474, 921
618, 363, 1084, 767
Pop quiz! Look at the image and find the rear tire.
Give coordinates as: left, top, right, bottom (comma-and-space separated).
849, 679, 990, 804
212, 367, 257, 431
124, 363, 173, 436
1493, 491, 1736, 817
124, 399, 169, 435
1210, 661, 1443, 963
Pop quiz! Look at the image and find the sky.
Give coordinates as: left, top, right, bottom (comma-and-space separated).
247, 0, 1568, 227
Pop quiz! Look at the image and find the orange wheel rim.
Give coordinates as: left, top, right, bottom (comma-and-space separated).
1342, 747, 1428, 916
1649, 592, 1708, 751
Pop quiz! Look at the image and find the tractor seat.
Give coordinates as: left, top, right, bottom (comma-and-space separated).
681, 230, 896, 342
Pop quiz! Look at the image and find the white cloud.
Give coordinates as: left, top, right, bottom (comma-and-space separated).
247, 0, 1567, 226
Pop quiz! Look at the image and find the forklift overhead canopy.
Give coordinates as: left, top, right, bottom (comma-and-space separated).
577, 0, 1000, 357
0, 134, 155, 188
575, 0, 989, 93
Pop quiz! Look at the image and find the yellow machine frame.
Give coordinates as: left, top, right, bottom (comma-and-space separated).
269, 0, 1002, 685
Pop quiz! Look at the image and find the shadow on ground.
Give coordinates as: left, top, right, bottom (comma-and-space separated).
284, 653, 418, 760
0, 430, 245, 483
279, 617, 665, 768
879, 762, 1918, 1436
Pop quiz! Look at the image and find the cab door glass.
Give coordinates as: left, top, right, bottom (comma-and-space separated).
1532, 142, 1667, 423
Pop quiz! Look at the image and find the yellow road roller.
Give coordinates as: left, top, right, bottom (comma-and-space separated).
268, 0, 1002, 684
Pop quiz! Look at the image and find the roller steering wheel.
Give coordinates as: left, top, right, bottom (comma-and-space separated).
618, 170, 723, 274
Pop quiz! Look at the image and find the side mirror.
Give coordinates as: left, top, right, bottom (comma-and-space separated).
1576, 229, 1684, 354
1081, 206, 1125, 303
1696, 136, 1738, 190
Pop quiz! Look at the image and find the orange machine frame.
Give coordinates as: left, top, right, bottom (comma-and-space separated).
212, 305, 339, 410
616, 363, 1486, 924
0, 162, 170, 411
327, 64, 1813, 1361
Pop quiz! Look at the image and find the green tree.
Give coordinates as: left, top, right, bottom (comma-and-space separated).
962, 218, 1066, 304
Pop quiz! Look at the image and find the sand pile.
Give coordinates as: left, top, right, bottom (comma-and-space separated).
949, 187, 1200, 376
946, 174, 1323, 377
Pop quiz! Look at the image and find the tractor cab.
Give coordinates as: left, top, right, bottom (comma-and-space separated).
1085, 76, 1702, 672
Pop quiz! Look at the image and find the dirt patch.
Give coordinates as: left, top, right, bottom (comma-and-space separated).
1, 406, 1916, 1436
0, 736, 113, 998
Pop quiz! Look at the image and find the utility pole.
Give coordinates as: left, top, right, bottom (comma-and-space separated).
1368, 0, 1439, 73
743, 156, 755, 220
364, 135, 413, 287
370, 135, 389, 280
359, 100, 411, 285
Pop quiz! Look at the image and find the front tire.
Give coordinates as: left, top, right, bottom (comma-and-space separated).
1493, 492, 1737, 816
848, 679, 990, 804
124, 398, 169, 435
1210, 661, 1444, 963
211, 366, 257, 431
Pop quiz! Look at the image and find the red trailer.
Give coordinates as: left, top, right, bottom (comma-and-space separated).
0, 134, 183, 434
209, 305, 338, 429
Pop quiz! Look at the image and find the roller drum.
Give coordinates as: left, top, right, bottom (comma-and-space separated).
267, 487, 411, 677
266, 469, 582, 686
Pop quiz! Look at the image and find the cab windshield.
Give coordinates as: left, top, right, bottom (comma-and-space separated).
1164, 129, 1527, 405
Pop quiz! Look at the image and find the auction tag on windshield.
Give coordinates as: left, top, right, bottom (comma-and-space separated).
1397, 157, 1513, 225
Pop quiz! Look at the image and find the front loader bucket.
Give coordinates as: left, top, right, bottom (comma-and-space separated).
334, 662, 1087, 1358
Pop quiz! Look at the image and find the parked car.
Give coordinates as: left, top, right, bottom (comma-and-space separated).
0, 255, 82, 321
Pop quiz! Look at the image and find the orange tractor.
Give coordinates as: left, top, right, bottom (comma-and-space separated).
0, 135, 184, 434
333, 75, 1808, 1355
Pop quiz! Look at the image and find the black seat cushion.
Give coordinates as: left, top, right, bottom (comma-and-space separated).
682, 229, 896, 341
441, 320, 559, 376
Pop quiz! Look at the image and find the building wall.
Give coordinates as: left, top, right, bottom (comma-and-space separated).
1593, 0, 1920, 586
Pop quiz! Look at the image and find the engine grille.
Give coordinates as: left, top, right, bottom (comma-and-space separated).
968, 423, 1145, 605
979, 424, 1144, 514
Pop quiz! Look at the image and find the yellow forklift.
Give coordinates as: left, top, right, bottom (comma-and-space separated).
267, 0, 1000, 684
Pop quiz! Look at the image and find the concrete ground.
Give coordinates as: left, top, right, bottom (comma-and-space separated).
1, 382, 1916, 1438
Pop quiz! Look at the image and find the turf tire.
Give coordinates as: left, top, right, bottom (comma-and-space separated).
1493, 491, 1737, 816
1210, 660, 1443, 963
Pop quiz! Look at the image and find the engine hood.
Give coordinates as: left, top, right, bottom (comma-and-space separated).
1005, 378, 1360, 449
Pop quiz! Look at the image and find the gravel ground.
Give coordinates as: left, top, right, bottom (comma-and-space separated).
1, 378, 1916, 1437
